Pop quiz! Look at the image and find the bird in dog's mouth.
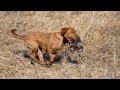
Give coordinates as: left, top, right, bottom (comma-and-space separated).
69, 38, 83, 52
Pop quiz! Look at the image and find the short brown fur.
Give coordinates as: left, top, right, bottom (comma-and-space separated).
11, 27, 82, 65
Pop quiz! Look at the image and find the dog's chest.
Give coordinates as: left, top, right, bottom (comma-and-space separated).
50, 33, 63, 50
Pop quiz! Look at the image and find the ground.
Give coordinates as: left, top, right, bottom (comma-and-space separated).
0, 11, 120, 79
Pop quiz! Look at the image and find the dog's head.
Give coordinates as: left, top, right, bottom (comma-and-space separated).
61, 27, 83, 51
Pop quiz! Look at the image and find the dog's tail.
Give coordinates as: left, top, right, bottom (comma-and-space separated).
10, 29, 24, 40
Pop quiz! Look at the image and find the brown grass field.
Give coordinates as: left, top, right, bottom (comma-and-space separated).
0, 11, 120, 79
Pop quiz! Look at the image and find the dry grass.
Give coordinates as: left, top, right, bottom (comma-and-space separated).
0, 11, 120, 79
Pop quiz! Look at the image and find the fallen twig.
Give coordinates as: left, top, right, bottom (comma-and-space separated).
0, 56, 11, 60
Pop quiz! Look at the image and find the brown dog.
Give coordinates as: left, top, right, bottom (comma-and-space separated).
11, 27, 83, 65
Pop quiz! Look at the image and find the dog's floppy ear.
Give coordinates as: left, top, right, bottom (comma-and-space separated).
61, 27, 68, 36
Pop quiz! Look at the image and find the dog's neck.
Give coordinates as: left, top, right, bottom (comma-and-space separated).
63, 37, 69, 44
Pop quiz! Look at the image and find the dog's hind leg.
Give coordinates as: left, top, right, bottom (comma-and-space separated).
31, 48, 39, 63
25, 41, 39, 64
37, 48, 46, 64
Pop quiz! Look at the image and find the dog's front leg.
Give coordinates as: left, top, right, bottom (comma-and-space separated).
46, 49, 56, 65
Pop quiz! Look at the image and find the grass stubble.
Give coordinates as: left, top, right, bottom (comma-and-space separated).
0, 11, 120, 79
